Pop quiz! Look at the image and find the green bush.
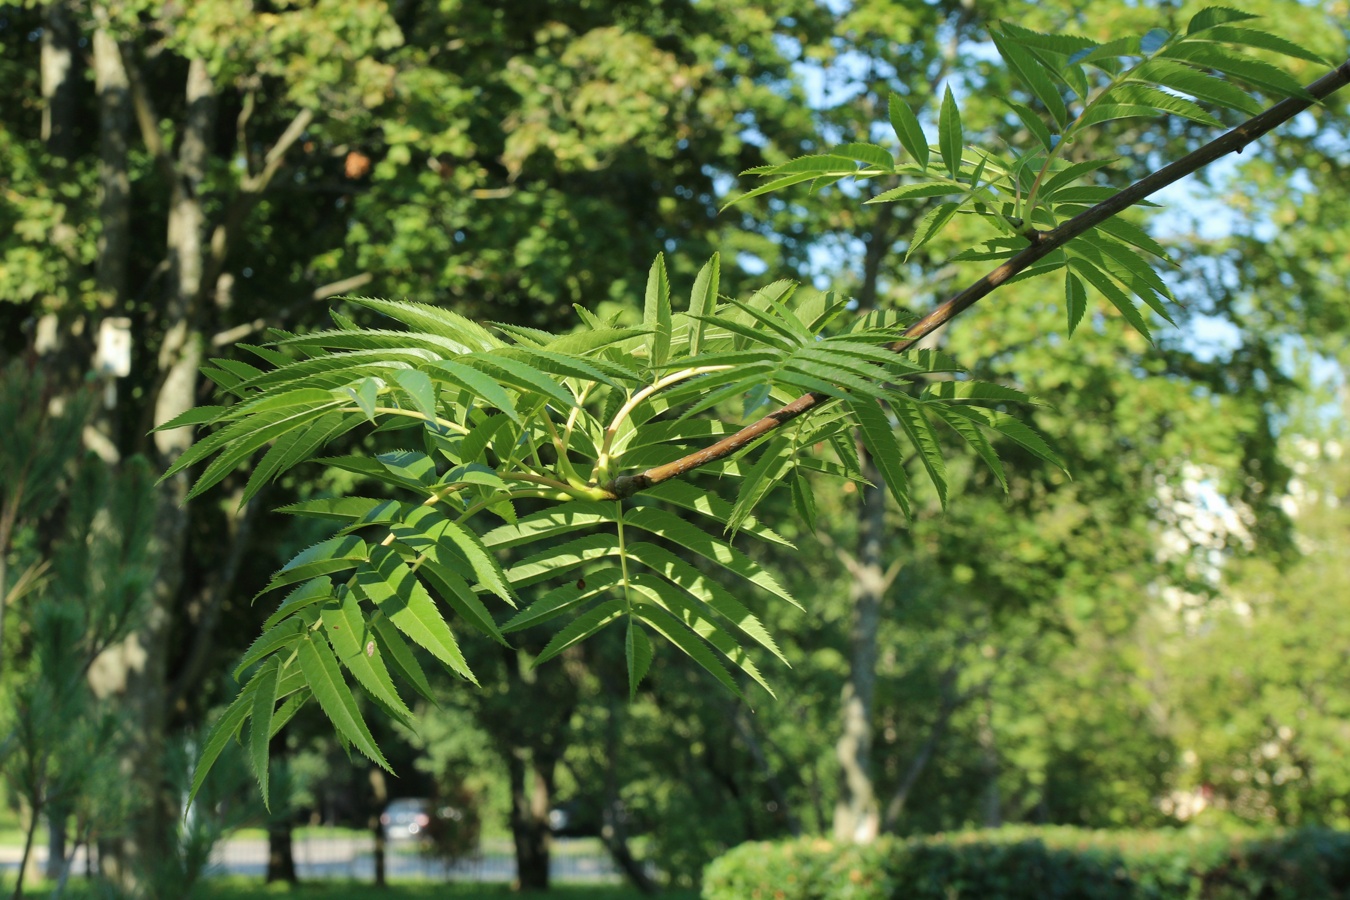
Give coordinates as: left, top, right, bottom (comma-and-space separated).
701, 827, 1350, 900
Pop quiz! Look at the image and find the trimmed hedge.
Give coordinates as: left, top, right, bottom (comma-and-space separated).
701, 826, 1350, 900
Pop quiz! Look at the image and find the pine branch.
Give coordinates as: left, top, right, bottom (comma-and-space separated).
601, 58, 1350, 501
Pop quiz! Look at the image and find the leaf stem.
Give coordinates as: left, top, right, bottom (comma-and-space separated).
594, 366, 734, 480
338, 405, 468, 434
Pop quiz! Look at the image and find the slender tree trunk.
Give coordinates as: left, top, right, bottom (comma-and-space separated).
729, 701, 802, 836
89, 26, 132, 459
266, 736, 297, 884
833, 456, 887, 843
832, 200, 897, 845
94, 28, 131, 310
43, 804, 68, 881
882, 665, 964, 831
95, 55, 217, 890
12, 797, 43, 900
978, 694, 1002, 828
507, 748, 554, 891
368, 768, 388, 888
40, 0, 78, 161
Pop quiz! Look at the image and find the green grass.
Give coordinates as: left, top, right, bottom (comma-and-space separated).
18, 879, 699, 900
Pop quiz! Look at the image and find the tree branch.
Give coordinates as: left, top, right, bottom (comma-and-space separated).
202, 107, 315, 303
119, 42, 174, 182
601, 59, 1350, 501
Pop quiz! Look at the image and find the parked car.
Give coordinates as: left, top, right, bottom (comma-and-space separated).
381, 798, 431, 839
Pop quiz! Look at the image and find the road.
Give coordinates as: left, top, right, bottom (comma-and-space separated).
0, 835, 622, 883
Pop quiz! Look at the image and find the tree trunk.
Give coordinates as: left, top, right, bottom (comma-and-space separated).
507, 748, 554, 891
882, 664, 964, 831
266, 736, 297, 884
368, 768, 388, 888
85, 26, 133, 461
729, 701, 802, 836
43, 803, 69, 881
40, 0, 78, 161
93, 28, 131, 310
833, 455, 887, 844
978, 694, 1002, 828
13, 796, 44, 900
831, 197, 897, 845
96, 55, 217, 891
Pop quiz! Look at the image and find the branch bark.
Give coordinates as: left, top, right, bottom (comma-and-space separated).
601, 59, 1350, 501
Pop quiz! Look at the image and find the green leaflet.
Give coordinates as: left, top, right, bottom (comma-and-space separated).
991, 29, 1069, 128
269, 691, 309, 739
939, 86, 963, 178
921, 381, 1042, 407
1005, 101, 1055, 152
502, 567, 627, 633
728, 436, 795, 535
621, 507, 798, 608
1065, 270, 1088, 336
630, 572, 772, 695
942, 405, 1066, 472
790, 471, 818, 533
905, 202, 961, 262
625, 620, 654, 699
391, 506, 516, 605
642, 481, 793, 548
850, 397, 912, 519
416, 551, 508, 645
623, 541, 786, 664
830, 142, 895, 171
188, 677, 259, 808
504, 533, 622, 587
931, 405, 1009, 493
235, 616, 305, 679
481, 501, 617, 550
370, 615, 436, 704
297, 633, 391, 770
462, 353, 575, 410
353, 547, 475, 684
644, 253, 672, 368
1068, 255, 1152, 341
260, 536, 368, 596
533, 597, 628, 667
248, 659, 281, 807
346, 297, 501, 352
321, 590, 414, 723
392, 369, 440, 424
867, 181, 966, 205
627, 591, 744, 700
424, 359, 521, 424
687, 254, 720, 356
890, 396, 949, 508
888, 93, 931, 170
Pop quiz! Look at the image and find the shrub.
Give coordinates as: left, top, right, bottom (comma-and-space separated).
701, 827, 1350, 900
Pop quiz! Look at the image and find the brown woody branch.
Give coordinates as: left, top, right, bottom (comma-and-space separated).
601, 58, 1350, 501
